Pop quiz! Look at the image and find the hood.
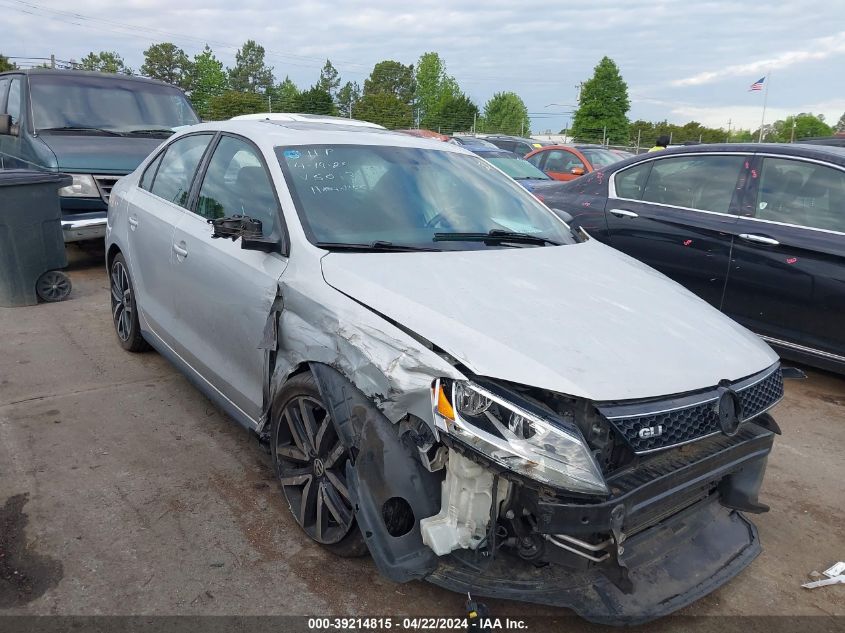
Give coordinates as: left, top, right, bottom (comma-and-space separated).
38, 134, 164, 174
320, 240, 778, 403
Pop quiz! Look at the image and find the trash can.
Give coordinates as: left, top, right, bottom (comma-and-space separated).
0, 170, 73, 307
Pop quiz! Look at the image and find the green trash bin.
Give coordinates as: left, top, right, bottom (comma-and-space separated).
0, 170, 73, 307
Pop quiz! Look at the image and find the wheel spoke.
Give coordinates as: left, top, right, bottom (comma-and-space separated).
324, 440, 345, 468
299, 475, 319, 529
299, 400, 319, 451
314, 413, 334, 456
279, 470, 311, 487
276, 444, 308, 463
322, 482, 353, 527
315, 486, 326, 541
325, 469, 350, 502
283, 409, 309, 454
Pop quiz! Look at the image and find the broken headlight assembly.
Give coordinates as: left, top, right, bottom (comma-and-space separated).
432, 379, 608, 496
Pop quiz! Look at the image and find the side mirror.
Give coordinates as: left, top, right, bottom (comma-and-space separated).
0, 114, 11, 136
208, 215, 280, 253
551, 208, 574, 224
570, 167, 585, 176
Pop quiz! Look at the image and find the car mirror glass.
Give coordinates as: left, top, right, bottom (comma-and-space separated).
570, 167, 585, 176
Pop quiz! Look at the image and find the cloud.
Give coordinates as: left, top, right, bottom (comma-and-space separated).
672, 31, 845, 86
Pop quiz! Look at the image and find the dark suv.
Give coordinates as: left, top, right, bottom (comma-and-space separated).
484, 135, 552, 156
0, 69, 198, 242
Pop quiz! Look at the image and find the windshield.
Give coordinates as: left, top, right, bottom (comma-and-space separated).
277, 145, 575, 250
485, 155, 550, 180
30, 74, 199, 134
579, 148, 620, 168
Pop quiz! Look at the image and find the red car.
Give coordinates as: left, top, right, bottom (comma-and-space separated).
525, 144, 621, 181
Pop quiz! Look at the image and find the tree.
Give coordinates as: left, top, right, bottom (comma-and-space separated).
416, 52, 447, 126
141, 43, 192, 90
228, 40, 274, 93
207, 90, 264, 120
354, 92, 412, 129
363, 60, 415, 107
189, 46, 228, 120
0, 54, 15, 72
481, 92, 531, 136
429, 93, 478, 134
836, 112, 845, 134
337, 81, 360, 118
571, 56, 630, 144
271, 76, 301, 112
316, 59, 340, 99
80, 51, 131, 75
767, 113, 833, 142
295, 86, 337, 115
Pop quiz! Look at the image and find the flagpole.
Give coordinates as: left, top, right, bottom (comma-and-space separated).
758, 72, 771, 143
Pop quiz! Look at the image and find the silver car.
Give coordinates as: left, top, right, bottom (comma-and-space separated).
105, 117, 784, 624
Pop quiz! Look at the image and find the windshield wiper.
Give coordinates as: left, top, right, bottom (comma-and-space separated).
315, 240, 441, 252
122, 128, 175, 136
39, 126, 124, 136
432, 229, 561, 246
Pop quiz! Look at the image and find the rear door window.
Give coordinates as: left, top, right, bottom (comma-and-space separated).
149, 134, 213, 208
755, 157, 845, 233
641, 155, 745, 214
614, 162, 653, 200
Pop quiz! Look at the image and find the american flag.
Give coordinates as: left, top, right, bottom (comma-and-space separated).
749, 76, 766, 91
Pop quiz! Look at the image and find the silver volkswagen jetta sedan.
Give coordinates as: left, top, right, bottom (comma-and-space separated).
105, 116, 784, 624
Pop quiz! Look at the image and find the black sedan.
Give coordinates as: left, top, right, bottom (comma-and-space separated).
541, 143, 845, 373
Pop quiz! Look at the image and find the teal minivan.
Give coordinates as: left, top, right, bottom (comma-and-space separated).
0, 69, 199, 242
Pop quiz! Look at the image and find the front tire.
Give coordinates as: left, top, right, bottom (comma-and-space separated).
271, 372, 367, 557
109, 253, 149, 353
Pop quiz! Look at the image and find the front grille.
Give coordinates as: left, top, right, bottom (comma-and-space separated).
94, 175, 121, 203
596, 365, 783, 454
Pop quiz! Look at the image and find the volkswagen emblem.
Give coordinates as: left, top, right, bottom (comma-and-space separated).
715, 387, 742, 436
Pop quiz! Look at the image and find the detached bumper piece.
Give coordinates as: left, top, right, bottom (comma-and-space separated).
428, 422, 775, 625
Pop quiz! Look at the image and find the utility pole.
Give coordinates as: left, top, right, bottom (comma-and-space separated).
472, 112, 476, 134
50, 54, 55, 69
602, 125, 607, 146
790, 120, 796, 143
726, 118, 732, 143
268, 94, 272, 113
574, 82, 584, 102
636, 129, 641, 153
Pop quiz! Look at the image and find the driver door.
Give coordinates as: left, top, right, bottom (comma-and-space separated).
168, 134, 288, 424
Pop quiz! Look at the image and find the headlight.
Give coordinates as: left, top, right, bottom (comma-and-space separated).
433, 379, 608, 496
58, 174, 100, 198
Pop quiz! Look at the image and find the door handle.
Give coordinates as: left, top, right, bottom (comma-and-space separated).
128, 216, 139, 229
609, 208, 639, 219
173, 243, 188, 258
739, 233, 780, 246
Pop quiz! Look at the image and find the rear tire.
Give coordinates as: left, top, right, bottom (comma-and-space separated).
271, 372, 368, 558
109, 252, 150, 353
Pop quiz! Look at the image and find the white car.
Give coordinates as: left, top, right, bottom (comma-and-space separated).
105, 117, 783, 624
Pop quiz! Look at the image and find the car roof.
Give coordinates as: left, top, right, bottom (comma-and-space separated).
171, 120, 473, 153
231, 112, 385, 129
469, 148, 519, 157
645, 142, 845, 166
0, 68, 178, 88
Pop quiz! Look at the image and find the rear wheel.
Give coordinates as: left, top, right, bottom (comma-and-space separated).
109, 253, 149, 353
271, 372, 367, 557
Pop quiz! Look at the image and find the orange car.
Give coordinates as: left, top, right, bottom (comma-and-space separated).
525, 144, 621, 181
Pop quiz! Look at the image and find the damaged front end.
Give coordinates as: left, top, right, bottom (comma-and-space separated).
310, 356, 782, 625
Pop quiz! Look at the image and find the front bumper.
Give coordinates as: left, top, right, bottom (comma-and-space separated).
427, 422, 775, 624
429, 498, 759, 625
62, 211, 107, 242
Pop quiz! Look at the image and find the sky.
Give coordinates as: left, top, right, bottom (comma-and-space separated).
3, 0, 844, 134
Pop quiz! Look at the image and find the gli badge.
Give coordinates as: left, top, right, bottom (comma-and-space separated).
638, 425, 664, 439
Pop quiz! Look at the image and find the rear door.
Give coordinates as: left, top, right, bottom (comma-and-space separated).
605, 153, 750, 308
125, 132, 214, 343
168, 133, 288, 423
722, 155, 845, 362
